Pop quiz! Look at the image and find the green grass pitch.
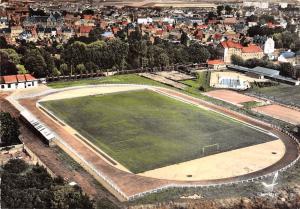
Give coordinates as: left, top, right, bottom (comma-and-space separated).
41, 90, 276, 173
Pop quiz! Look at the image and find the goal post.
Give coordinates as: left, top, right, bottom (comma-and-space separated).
202, 143, 220, 156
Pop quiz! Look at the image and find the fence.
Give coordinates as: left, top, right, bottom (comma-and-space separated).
127, 126, 300, 200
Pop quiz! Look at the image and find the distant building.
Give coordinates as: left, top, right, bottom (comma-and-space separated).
219, 41, 264, 63
207, 59, 226, 70
264, 37, 275, 55
278, 51, 296, 65
243, 1, 269, 9
0, 74, 38, 91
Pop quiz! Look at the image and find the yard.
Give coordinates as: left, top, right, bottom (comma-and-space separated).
41, 90, 275, 173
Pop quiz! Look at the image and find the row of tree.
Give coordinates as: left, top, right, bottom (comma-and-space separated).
1, 27, 212, 78
1, 159, 94, 209
231, 55, 300, 79
0, 112, 20, 147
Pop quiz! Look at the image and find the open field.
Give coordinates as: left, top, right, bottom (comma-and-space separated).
47, 74, 167, 89
41, 89, 277, 174
247, 84, 300, 107
252, 104, 300, 125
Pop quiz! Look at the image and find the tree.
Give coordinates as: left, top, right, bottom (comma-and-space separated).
0, 50, 19, 75
89, 27, 105, 42
59, 63, 69, 75
85, 62, 98, 73
0, 36, 8, 48
106, 39, 129, 70
2, 159, 95, 209
128, 27, 148, 68
75, 64, 86, 74
23, 54, 47, 78
62, 41, 87, 67
244, 58, 266, 68
225, 5, 233, 15
180, 31, 189, 46
280, 63, 295, 78
188, 43, 211, 63
17, 64, 27, 74
217, 5, 224, 16
0, 48, 21, 64
52, 67, 61, 76
231, 54, 244, 66
0, 112, 20, 146
52, 186, 94, 209
3, 159, 28, 174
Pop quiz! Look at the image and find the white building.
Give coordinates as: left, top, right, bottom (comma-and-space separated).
243, 1, 269, 9
0, 74, 38, 91
137, 17, 153, 25
264, 37, 275, 55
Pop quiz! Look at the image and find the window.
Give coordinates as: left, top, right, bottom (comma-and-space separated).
1, 85, 4, 89
8, 84, 11, 88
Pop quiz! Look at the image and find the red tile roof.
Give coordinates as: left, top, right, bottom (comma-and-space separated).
16, 74, 26, 82
79, 26, 93, 34
221, 40, 243, 49
207, 59, 225, 65
2, 75, 17, 84
224, 17, 237, 24
0, 74, 37, 84
242, 44, 263, 53
24, 74, 37, 81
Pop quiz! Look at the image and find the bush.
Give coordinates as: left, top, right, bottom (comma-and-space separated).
3, 159, 28, 174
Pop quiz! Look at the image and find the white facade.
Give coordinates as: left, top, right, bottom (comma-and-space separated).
264, 38, 275, 54
137, 18, 153, 24
243, 1, 269, 9
0, 80, 38, 91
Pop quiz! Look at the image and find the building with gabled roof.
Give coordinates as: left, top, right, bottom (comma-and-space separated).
0, 74, 38, 91
219, 40, 264, 63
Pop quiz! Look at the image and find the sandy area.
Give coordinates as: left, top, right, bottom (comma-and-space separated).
139, 140, 285, 181
204, 89, 262, 107
39, 85, 147, 102
252, 104, 300, 125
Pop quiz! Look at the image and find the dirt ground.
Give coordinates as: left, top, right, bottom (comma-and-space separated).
139, 140, 285, 181
154, 71, 195, 81
0, 93, 123, 207
252, 104, 300, 125
204, 90, 263, 107
139, 73, 187, 89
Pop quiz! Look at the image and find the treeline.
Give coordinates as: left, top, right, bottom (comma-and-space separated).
0, 27, 212, 78
248, 27, 300, 52
1, 159, 94, 209
231, 54, 300, 79
0, 112, 20, 147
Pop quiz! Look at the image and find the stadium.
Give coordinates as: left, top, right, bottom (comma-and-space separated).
10, 84, 300, 201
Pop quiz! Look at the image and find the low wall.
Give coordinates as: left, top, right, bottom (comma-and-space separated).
23, 144, 56, 177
